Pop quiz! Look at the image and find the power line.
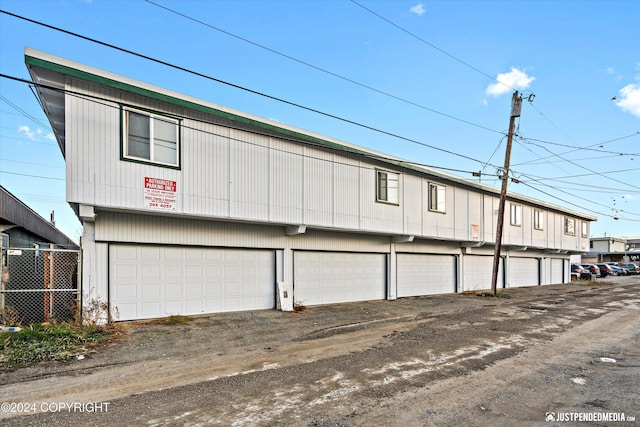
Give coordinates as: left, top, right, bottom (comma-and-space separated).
512, 132, 640, 166
0, 157, 64, 169
0, 133, 58, 146
0, 9, 505, 167
0, 170, 65, 181
0, 94, 51, 130
515, 137, 640, 192
519, 135, 639, 157
518, 180, 640, 222
349, 0, 508, 90
349, 1, 640, 170
5, 74, 632, 225
143, 1, 499, 135
2, 74, 501, 181
520, 168, 640, 184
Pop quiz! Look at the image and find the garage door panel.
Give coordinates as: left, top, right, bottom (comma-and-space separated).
551, 259, 564, 284
509, 257, 539, 288
110, 245, 275, 321
463, 255, 504, 291
294, 252, 386, 306
117, 303, 137, 320
397, 254, 456, 297
164, 283, 182, 298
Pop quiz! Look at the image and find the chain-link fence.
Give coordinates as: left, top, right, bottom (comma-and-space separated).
1, 247, 80, 326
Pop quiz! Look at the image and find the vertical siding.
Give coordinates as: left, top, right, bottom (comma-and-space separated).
453, 187, 468, 240
182, 121, 230, 217
467, 191, 483, 241
270, 138, 303, 223
64, 79, 591, 246
333, 159, 360, 229
303, 148, 334, 226
404, 174, 422, 236
229, 129, 269, 220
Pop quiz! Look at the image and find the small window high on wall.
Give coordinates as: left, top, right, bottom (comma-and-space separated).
376, 170, 399, 204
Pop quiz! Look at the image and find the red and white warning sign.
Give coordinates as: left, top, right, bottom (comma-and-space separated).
144, 177, 177, 210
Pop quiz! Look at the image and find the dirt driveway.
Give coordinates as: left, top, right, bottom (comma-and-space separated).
1, 277, 639, 426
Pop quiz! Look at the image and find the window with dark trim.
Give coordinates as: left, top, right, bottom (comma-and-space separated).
122, 107, 180, 167
510, 203, 522, 226
376, 170, 399, 204
564, 217, 576, 235
428, 183, 446, 213
534, 209, 544, 230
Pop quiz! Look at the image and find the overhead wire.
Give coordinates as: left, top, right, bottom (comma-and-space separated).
349, 1, 640, 182
0, 94, 51, 130
143, 0, 500, 135
11, 74, 636, 223
1, 9, 638, 221
0, 9, 505, 167
0, 74, 501, 181
518, 180, 640, 222
349, 0, 509, 90
516, 138, 640, 191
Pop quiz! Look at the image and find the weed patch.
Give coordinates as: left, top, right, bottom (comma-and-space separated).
153, 315, 192, 325
478, 292, 512, 298
0, 323, 109, 371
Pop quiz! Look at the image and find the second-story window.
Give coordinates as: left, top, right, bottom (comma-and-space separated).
582, 222, 588, 238
376, 170, 399, 204
510, 203, 522, 226
534, 209, 544, 230
428, 183, 446, 213
564, 217, 576, 235
123, 107, 180, 167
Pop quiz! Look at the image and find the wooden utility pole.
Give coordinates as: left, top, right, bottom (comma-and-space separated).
491, 91, 522, 294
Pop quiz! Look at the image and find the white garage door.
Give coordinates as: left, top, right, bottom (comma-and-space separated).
462, 255, 504, 291
397, 254, 456, 297
550, 259, 564, 284
294, 251, 386, 306
509, 257, 539, 288
110, 245, 275, 321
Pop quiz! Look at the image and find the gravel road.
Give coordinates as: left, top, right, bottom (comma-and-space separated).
1, 277, 638, 426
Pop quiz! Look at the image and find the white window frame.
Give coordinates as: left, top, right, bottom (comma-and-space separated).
376, 170, 399, 205
123, 107, 180, 168
564, 217, 576, 236
510, 203, 522, 226
581, 222, 588, 238
428, 183, 446, 213
534, 209, 544, 231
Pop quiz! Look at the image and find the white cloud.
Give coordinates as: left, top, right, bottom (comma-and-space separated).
17, 125, 55, 142
485, 67, 536, 97
614, 83, 640, 118
18, 125, 35, 140
410, 3, 426, 16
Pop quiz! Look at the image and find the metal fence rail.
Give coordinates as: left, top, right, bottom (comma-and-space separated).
1, 247, 80, 326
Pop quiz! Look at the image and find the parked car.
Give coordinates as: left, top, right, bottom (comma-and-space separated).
571, 264, 591, 280
619, 263, 640, 275
581, 264, 601, 277
596, 263, 614, 277
607, 264, 627, 276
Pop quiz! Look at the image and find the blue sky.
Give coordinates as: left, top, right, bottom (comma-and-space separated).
1, 0, 639, 243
